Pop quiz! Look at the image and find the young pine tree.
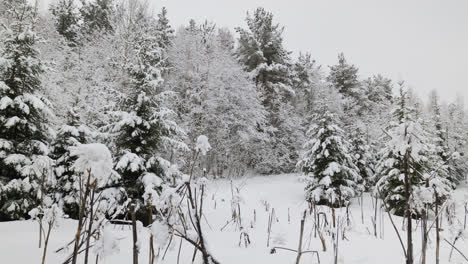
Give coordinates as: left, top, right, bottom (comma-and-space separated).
291, 52, 320, 114
348, 125, 373, 190
298, 107, 361, 207
111, 26, 183, 224
446, 99, 468, 183
327, 53, 360, 98
236, 8, 302, 173
236, 7, 292, 112
376, 84, 428, 217
50, 108, 93, 219
410, 91, 454, 216
155, 7, 174, 49
80, 0, 114, 35
0, 0, 53, 220
49, 0, 83, 44
428, 91, 455, 184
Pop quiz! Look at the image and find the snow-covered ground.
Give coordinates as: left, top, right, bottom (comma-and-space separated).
1, 174, 467, 264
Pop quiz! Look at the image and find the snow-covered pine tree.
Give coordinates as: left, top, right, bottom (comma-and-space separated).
327, 53, 360, 99
406, 91, 453, 227
155, 7, 174, 50
328, 54, 371, 118
361, 75, 394, 141
291, 52, 321, 114
348, 125, 373, 190
0, 0, 54, 220
428, 91, 454, 184
236, 7, 292, 111
80, 0, 114, 35
235, 8, 303, 173
359, 75, 394, 187
111, 22, 184, 224
217, 27, 235, 52
50, 108, 93, 219
363, 75, 393, 106
327, 53, 375, 191
446, 98, 468, 183
298, 106, 361, 207
415, 145, 453, 214
49, 0, 83, 45
375, 83, 428, 216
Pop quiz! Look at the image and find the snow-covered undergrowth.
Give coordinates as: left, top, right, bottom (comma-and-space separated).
1, 174, 467, 264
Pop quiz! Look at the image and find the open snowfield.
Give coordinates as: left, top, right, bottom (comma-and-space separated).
1, 174, 467, 264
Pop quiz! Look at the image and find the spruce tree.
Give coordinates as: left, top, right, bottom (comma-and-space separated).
298, 107, 361, 207
447, 99, 468, 183
376, 84, 427, 216
0, 0, 53, 220
111, 24, 181, 224
236, 8, 301, 173
428, 91, 453, 180
49, 0, 83, 44
418, 147, 452, 212
80, 0, 114, 35
364, 74, 393, 105
327, 53, 359, 98
50, 108, 92, 219
291, 52, 320, 113
217, 27, 235, 52
236, 7, 292, 111
328, 54, 376, 190
156, 7, 174, 49
349, 125, 373, 190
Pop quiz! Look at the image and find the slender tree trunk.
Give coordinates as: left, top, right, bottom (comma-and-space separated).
332, 208, 336, 228
295, 211, 306, 264
346, 204, 350, 226
72, 169, 93, 264
41, 221, 53, 264
464, 203, 467, 230
421, 179, 430, 264
334, 219, 339, 264
360, 194, 364, 224
84, 184, 96, 264
421, 207, 427, 264
435, 196, 440, 264
131, 204, 139, 264
374, 195, 378, 237
148, 199, 154, 264
404, 150, 413, 264
39, 170, 46, 248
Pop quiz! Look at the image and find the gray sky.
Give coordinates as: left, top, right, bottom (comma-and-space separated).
153, 0, 468, 105
38, 0, 468, 104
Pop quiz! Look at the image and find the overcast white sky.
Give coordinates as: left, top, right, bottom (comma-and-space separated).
152, 0, 468, 105
40, 0, 468, 104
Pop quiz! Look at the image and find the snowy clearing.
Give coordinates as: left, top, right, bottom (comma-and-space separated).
1, 174, 467, 264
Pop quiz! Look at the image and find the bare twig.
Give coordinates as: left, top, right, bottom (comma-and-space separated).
444, 238, 468, 261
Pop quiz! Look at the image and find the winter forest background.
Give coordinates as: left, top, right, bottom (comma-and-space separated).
0, 0, 468, 263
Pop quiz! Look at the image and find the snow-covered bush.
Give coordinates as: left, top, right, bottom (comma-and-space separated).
70, 143, 118, 186
196, 135, 211, 156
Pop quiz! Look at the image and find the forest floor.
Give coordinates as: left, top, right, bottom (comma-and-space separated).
1, 174, 467, 264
